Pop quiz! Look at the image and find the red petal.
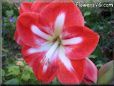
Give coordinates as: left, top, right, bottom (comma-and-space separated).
15, 2, 33, 45
21, 46, 43, 66
35, 60, 57, 83
40, 0, 84, 28
19, 2, 32, 14
14, 31, 24, 46
22, 46, 58, 83
64, 26, 99, 60
82, 58, 98, 84
57, 59, 85, 84
31, 0, 54, 13
16, 12, 49, 47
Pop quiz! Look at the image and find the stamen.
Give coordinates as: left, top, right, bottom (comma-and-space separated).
62, 37, 82, 45
31, 25, 52, 40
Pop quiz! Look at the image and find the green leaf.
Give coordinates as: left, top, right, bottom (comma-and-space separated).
96, 63, 103, 68
7, 65, 20, 76
0, 68, 5, 76
92, 46, 103, 57
89, 55, 97, 59
6, 10, 14, 17
97, 60, 114, 84
51, 78, 60, 85
4, 78, 20, 85
21, 71, 31, 81
84, 11, 91, 16
24, 66, 33, 73
0, 68, 5, 81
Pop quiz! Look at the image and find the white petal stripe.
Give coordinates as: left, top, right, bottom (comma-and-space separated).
44, 41, 59, 62
43, 64, 48, 73
27, 42, 52, 55
54, 13, 65, 35
42, 41, 59, 72
28, 48, 39, 54
31, 25, 51, 40
59, 46, 74, 71
62, 37, 82, 45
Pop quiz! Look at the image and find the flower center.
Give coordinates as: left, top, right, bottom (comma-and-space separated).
30, 12, 83, 72
53, 36, 62, 46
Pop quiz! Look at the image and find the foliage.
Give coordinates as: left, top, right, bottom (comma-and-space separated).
98, 60, 114, 84
2, 0, 114, 85
2, 0, 38, 85
80, 5, 113, 68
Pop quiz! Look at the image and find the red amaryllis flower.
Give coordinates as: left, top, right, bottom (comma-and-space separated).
14, 0, 99, 84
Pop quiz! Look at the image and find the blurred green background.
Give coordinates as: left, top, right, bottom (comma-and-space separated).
1, 0, 114, 85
